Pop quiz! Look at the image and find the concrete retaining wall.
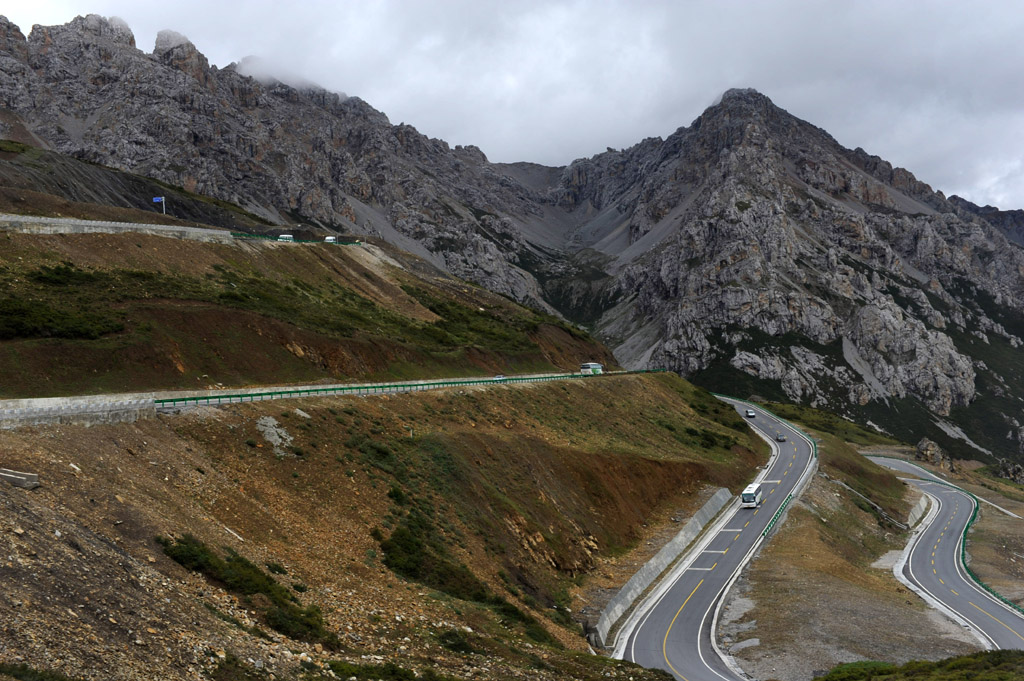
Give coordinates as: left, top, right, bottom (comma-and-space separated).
592, 486, 733, 647
907, 492, 929, 527
0, 213, 234, 243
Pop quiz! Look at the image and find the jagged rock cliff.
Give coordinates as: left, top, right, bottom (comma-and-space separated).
577, 89, 1024, 414
3, 16, 1024, 460
949, 195, 1024, 247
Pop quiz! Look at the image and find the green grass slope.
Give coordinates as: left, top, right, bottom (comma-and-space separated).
0, 231, 610, 397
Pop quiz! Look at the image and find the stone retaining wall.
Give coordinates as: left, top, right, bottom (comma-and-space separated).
0, 213, 234, 243
0, 401, 156, 429
0, 468, 40, 489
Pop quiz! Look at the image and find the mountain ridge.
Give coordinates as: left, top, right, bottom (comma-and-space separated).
4, 14, 1024, 462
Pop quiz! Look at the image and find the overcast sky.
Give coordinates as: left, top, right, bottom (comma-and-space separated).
5, 1, 1024, 209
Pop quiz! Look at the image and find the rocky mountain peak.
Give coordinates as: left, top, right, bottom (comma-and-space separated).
30, 14, 136, 49
0, 15, 28, 59
714, 87, 776, 113
153, 28, 213, 88
153, 29, 194, 56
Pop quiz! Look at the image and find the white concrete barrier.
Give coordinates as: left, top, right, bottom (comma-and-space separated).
591, 487, 733, 647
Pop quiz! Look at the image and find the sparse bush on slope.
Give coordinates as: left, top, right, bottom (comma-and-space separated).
814, 649, 1024, 681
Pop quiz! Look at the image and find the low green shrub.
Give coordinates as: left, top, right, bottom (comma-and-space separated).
326, 661, 457, 681
209, 653, 263, 681
813, 650, 1024, 680
438, 629, 476, 654
157, 534, 339, 649
380, 523, 488, 602
0, 297, 124, 340
0, 664, 84, 681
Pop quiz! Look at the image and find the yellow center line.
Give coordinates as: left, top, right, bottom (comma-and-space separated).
662, 579, 704, 680
951, 589, 958, 596
933, 568, 937, 574
939, 578, 945, 585
734, 533, 741, 541
969, 601, 1024, 643
753, 509, 759, 516
744, 521, 750, 528
784, 470, 789, 476
770, 488, 776, 495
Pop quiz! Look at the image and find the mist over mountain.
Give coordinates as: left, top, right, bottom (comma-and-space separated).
3, 14, 1024, 461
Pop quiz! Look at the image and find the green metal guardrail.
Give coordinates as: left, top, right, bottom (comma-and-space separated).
867, 457, 1024, 619
154, 369, 666, 409
762, 493, 794, 537
230, 232, 363, 245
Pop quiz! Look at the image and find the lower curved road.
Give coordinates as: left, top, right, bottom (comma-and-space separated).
870, 457, 1024, 649
615, 400, 816, 681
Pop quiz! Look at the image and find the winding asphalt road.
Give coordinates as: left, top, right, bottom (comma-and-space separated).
615, 400, 816, 681
870, 457, 1024, 650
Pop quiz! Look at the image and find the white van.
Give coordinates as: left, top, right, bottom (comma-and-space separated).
278, 234, 294, 242
324, 236, 337, 243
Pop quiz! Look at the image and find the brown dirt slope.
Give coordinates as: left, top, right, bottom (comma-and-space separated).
0, 373, 765, 681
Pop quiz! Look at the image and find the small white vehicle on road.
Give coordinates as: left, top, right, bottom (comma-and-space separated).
741, 483, 763, 508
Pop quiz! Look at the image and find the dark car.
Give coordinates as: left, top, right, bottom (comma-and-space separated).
776, 433, 787, 442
